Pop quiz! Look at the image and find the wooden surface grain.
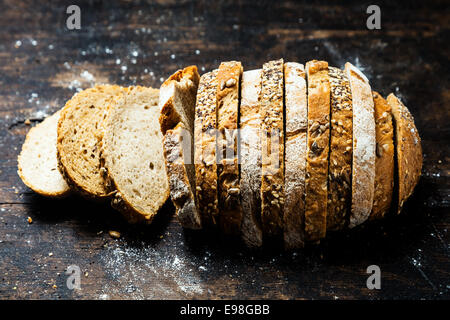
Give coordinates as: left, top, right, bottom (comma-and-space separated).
0, 0, 449, 299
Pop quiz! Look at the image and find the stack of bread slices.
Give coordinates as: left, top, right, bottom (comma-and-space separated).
17, 59, 422, 249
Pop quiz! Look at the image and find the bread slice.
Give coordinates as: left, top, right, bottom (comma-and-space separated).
159, 66, 201, 229
239, 69, 263, 247
370, 91, 394, 220
163, 123, 201, 229
327, 66, 353, 231
159, 65, 200, 135
101, 86, 169, 223
57, 85, 123, 200
387, 93, 422, 214
216, 61, 243, 235
304, 60, 331, 241
345, 62, 376, 228
194, 70, 219, 227
18, 110, 70, 197
260, 59, 285, 237
283, 62, 307, 249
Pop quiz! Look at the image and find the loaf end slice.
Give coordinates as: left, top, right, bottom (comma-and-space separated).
387, 93, 422, 214
18, 110, 70, 197
102, 86, 169, 223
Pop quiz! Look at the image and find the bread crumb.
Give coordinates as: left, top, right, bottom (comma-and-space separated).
109, 230, 121, 239
24, 119, 31, 125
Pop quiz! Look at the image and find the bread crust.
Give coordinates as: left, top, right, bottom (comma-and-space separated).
387, 93, 422, 214
239, 69, 263, 247
260, 59, 285, 237
345, 62, 376, 228
327, 67, 353, 231
304, 60, 331, 241
283, 62, 307, 249
370, 91, 394, 219
194, 70, 219, 226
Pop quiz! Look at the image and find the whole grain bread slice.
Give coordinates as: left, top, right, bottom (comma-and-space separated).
370, 91, 394, 220
304, 60, 331, 241
283, 62, 307, 249
18, 110, 70, 197
216, 61, 243, 235
327, 66, 353, 231
387, 93, 422, 214
159, 66, 201, 229
260, 59, 285, 237
345, 62, 376, 228
240, 69, 263, 247
194, 70, 219, 227
102, 86, 169, 223
57, 85, 123, 200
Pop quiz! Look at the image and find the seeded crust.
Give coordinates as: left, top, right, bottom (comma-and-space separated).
345, 62, 376, 228
57, 85, 123, 200
260, 59, 285, 237
387, 93, 422, 214
194, 70, 219, 227
102, 86, 169, 224
159, 65, 200, 135
327, 67, 353, 231
304, 60, 331, 241
240, 69, 263, 247
18, 110, 71, 198
283, 62, 307, 249
163, 123, 202, 229
370, 92, 395, 220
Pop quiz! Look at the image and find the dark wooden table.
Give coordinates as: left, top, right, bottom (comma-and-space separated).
0, 0, 448, 300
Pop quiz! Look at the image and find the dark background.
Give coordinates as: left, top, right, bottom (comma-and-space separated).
0, 0, 448, 299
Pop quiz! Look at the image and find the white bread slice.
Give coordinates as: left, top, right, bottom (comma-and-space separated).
102, 86, 169, 223
283, 62, 307, 249
304, 60, 331, 241
18, 110, 70, 197
240, 69, 263, 247
260, 58, 285, 237
387, 93, 422, 214
345, 62, 376, 228
57, 85, 123, 200
194, 70, 219, 227
216, 61, 243, 235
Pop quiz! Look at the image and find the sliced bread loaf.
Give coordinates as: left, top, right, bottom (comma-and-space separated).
194, 70, 219, 227
283, 62, 307, 249
18, 110, 70, 197
345, 62, 376, 228
216, 61, 243, 235
327, 67, 353, 231
239, 69, 263, 247
101, 86, 169, 223
387, 93, 422, 214
159, 66, 201, 229
370, 91, 394, 220
260, 59, 285, 237
57, 85, 123, 200
304, 60, 331, 241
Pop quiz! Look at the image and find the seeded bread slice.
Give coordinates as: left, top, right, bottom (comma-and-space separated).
240, 69, 263, 247
18, 110, 70, 197
159, 66, 201, 229
57, 85, 123, 200
159, 65, 200, 135
102, 86, 169, 224
345, 62, 376, 228
260, 59, 285, 237
194, 70, 219, 226
327, 67, 353, 231
370, 91, 394, 220
387, 93, 422, 214
304, 60, 331, 241
216, 61, 243, 235
283, 62, 307, 249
